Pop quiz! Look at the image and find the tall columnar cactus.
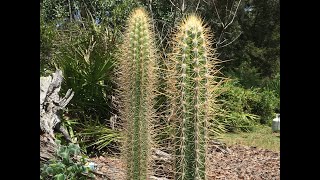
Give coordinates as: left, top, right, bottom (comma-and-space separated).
168, 14, 221, 180
117, 8, 157, 180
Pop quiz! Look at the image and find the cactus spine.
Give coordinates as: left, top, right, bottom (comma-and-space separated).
168, 15, 220, 180
117, 8, 157, 180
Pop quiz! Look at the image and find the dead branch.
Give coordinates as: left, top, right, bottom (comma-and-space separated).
40, 69, 74, 162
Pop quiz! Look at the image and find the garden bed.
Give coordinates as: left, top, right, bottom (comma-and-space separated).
90, 144, 280, 180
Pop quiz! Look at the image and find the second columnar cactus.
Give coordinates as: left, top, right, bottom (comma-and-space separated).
168, 14, 221, 180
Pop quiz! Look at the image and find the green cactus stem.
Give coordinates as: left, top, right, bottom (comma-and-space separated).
168, 14, 220, 180
117, 8, 157, 180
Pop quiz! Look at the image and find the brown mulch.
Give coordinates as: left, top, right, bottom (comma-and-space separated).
207, 145, 280, 180
90, 155, 126, 180
89, 144, 279, 180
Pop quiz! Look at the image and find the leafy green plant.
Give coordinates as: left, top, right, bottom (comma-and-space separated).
217, 79, 279, 131
219, 110, 259, 132
40, 10, 57, 77
54, 119, 80, 145
53, 24, 116, 154
168, 14, 222, 180
252, 89, 279, 125
264, 73, 280, 98
54, 21, 115, 123
40, 140, 94, 180
262, 72, 280, 113
217, 79, 260, 132
226, 61, 262, 89
117, 8, 158, 179
76, 116, 121, 155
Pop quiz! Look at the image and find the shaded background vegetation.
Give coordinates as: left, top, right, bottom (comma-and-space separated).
40, 0, 279, 155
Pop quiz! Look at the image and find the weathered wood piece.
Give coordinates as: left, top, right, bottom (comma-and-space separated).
40, 69, 74, 162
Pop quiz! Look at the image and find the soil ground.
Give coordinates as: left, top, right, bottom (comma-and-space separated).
89, 144, 280, 180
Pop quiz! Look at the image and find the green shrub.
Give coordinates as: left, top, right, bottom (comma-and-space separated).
262, 72, 280, 113
226, 61, 262, 89
40, 13, 57, 76
218, 79, 279, 131
252, 89, 279, 125
217, 80, 260, 132
40, 140, 94, 180
54, 20, 115, 122
54, 25, 117, 154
